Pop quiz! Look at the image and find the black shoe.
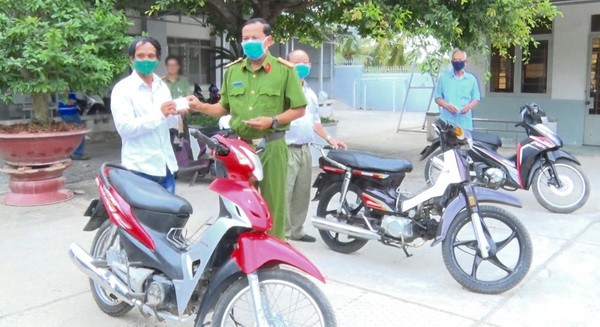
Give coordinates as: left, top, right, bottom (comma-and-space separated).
293, 235, 316, 243
71, 155, 90, 161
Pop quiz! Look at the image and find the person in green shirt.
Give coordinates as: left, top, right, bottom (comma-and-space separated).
187, 18, 307, 240
163, 55, 190, 137
163, 55, 190, 98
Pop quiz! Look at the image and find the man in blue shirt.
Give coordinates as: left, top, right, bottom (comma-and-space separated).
433, 49, 481, 130
58, 90, 88, 160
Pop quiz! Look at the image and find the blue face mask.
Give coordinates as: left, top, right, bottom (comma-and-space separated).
452, 60, 466, 71
295, 63, 311, 80
242, 39, 266, 60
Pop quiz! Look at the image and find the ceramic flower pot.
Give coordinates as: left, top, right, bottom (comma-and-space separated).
0, 129, 88, 206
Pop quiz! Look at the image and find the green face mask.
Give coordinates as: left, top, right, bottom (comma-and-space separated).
132, 60, 158, 76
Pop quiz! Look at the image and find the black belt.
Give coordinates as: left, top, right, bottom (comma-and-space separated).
288, 143, 308, 148
242, 131, 285, 145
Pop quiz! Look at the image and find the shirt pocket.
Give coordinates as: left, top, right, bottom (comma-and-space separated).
258, 87, 282, 116
229, 86, 246, 110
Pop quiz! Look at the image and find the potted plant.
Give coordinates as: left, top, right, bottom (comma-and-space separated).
0, 0, 131, 206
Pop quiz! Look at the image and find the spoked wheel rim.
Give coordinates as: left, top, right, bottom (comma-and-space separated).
535, 163, 586, 209
219, 279, 326, 327
449, 213, 527, 284
320, 187, 365, 244
425, 151, 444, 186
91, 225, 121, 305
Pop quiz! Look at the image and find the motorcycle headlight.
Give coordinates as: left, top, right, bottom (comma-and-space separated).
454, 126, 464, 140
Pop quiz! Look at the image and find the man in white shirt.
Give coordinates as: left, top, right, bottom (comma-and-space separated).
285, 49, 347, 242
111, 37, 184, 194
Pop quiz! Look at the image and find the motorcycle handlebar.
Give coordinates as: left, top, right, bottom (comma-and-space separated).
190, 130, 230, 156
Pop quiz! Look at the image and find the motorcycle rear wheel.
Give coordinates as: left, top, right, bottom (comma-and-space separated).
532, 159, 590, 214
89, 220, 133, 316
211, 268, 336, 327
441, 206, 532, 294
316, 182, 369, 254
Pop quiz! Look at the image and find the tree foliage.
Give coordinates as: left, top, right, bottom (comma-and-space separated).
0, 0, 132, 124
148, 0, 559, 61
334, 35, 407, 67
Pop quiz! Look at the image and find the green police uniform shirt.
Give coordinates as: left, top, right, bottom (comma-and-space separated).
220, 53, 307, 139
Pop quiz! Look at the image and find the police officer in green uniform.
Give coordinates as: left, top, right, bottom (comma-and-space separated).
187, 18, 307, 240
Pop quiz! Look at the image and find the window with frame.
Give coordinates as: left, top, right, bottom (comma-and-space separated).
521, 40, 549, 93
489, 20, 552, 95
167, 38, 214, 84
490, 47, 515, 93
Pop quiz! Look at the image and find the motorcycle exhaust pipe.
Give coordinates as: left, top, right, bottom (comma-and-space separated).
68, 243, 134, 305
312, 216, 381, 240
68, 244, 194, 322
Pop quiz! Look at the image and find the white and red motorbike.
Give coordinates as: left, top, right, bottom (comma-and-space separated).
421, 103, 590, 214
69, 131, 336, 326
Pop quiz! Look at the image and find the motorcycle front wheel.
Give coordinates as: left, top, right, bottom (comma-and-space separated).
424, 149, 444, 187
441, 206, 532, 294
89, 220, 133, 316
316, 182, 370, 254
532, 159, 590, 214
211, 268, 337, 327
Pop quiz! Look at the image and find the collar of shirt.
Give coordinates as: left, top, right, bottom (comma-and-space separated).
448, 70, 473, 81
242, 53, 276, 72
129, 71, 164, 93
303, 82, 319, 110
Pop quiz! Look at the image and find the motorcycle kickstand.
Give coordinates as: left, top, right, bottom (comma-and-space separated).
402, 246, 413, 258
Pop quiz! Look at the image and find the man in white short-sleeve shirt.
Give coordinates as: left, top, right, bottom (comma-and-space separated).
285, 49, 346, 242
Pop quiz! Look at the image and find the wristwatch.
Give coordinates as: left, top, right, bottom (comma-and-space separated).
271, 116, 280, 129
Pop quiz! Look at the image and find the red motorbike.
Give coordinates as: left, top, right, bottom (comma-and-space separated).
68, 131, 336, 326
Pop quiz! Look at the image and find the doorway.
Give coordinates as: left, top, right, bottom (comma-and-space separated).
585, 34, 600, 145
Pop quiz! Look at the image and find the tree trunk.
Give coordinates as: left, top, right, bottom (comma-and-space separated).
30, 92, 51, 125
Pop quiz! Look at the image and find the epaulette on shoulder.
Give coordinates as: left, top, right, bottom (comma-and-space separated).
225, 57, 244, 68
277, 57, 295, 69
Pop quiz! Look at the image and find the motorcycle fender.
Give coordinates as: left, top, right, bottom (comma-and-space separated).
83, 199, 109, 231
431, 187, 522, 246
312, 172, 342, 201
525, 150, 581, 189
547, 150, 580, 165
232, 232, 325, 283
419, 138, 440, 161
196, 259, 244, 323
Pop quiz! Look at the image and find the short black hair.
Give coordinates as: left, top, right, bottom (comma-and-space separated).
243, 18, 272, 36
165, 55, 182, 66
128, 36, 162, 60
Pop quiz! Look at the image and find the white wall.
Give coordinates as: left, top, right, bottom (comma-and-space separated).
551, 2, 600, 100
469, 2, 600, 101
166, 22, 212, 40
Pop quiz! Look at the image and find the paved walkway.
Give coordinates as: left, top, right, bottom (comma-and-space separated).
1, 109, 599, 326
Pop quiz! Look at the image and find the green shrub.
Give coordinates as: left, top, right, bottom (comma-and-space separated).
187, 113, 219, 127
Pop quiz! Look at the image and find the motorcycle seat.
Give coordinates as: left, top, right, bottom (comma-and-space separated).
471, 131, 502, 149
108, 169, 193, 217
327, 150, 412, 173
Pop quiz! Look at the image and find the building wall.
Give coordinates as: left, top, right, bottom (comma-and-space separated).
472, 1, 600, 145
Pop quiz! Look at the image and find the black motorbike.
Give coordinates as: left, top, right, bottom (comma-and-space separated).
420, 103, 590, 214
312, 119, 532, 294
